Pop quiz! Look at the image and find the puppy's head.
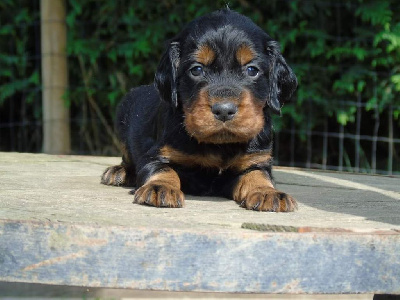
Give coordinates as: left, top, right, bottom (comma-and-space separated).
155, 9, 297, 144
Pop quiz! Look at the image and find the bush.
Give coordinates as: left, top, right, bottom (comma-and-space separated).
1, 0, 399, 173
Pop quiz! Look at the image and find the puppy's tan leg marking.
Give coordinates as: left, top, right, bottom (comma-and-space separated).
133, 168, 184, 208
233, 170, 297, 212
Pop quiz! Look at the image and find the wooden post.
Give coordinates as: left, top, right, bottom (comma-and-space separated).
41, 0, 70, 154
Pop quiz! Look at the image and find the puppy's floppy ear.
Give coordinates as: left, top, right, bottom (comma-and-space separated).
154, 42, 180, 108
265, 40, 297, 115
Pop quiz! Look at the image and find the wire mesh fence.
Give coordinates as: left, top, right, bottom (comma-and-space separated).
274, 100, 400, 175
0, 0, 399, 176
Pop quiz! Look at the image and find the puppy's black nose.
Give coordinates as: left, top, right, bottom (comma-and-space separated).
211, 102, 238, 122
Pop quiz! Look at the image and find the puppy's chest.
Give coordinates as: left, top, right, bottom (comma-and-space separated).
159, 145, 271, 173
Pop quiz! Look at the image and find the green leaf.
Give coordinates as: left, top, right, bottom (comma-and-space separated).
337, 109, 355, 126
0, 24, 13, 35
29, 70, 39, 85
366, 97, 378, 111
107, 90, 120, 106
357, 80, 366, 93
327, 46, 368, 61
0, 78, 30, 103
356, 2, 392, 26
391, 74, 400, 91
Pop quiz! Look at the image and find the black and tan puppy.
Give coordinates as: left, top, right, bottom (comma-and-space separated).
101, 9, 298, 212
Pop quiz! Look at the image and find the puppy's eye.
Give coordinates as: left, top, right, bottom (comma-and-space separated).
190, 66, 204, 77
246, 66, 259, 77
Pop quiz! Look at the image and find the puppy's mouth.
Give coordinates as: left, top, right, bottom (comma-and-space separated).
197, 125, 246, 144
183, 89, 265, 144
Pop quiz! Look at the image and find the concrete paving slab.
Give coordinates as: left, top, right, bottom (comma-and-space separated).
1, 152, 399, 231
0, 282, 374, 299
0, 152, 399, 294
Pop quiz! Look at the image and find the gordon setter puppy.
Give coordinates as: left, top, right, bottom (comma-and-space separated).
101, 9, 298, 212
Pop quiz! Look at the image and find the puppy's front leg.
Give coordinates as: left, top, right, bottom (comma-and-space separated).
133, 167, 184, 208
232, 170, 297, 212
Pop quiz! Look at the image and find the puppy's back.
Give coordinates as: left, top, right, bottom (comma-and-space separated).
116, 84, 165, 160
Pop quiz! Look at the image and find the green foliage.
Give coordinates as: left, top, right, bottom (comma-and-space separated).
61, 0, 400, 130
0, 2, 39, 105
1, 0, 399, 170
65, 0, 229, 109
269, 0, 400, 127
356, 1, 392, 26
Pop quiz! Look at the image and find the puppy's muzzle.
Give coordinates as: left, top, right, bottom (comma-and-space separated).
208, 85, 241, 122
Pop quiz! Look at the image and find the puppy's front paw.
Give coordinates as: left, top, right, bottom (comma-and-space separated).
233, 170, 297, 212
101, 165, 127, 186
133, 182, 185, 208
235, 186, 297, 212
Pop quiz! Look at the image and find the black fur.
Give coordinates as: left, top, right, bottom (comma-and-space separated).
102, 9, 298, 212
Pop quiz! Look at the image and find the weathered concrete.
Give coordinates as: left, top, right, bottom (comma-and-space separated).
0, 152, 399, 294
0, 282, 375, 299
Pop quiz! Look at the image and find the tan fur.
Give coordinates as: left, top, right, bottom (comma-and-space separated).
233, 170, 297, 212
145, 168, 181, 190
236, 44, 255, 65
160, 145, 271, 172
183, 89, 265, 144
133, 168, 184, 208
194, 45, 216, 66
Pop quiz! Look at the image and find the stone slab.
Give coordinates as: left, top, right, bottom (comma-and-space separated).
0, 153, 399, 294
